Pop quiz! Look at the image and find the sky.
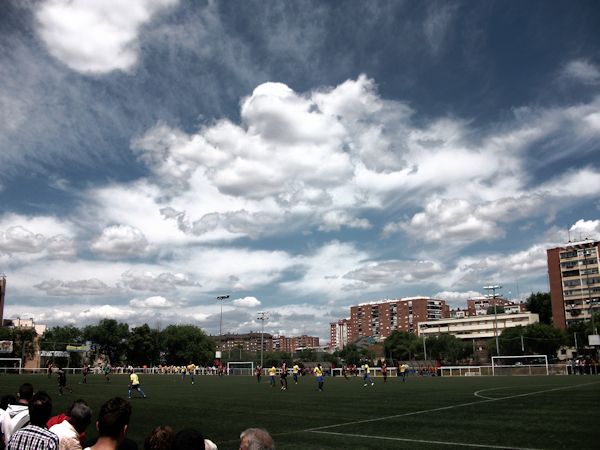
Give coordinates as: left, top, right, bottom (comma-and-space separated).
1, 0, 599, 342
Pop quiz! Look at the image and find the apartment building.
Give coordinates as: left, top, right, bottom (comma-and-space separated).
273, 334, 320, 353
547, 239, 600, 330
467, 296, 516, 316
349, 297, 449, 341
329, 319, 350, 350
215, 332, 273, 353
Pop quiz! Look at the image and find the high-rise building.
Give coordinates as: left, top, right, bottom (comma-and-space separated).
349, 297, 449, 341
329, 319, 350, 350
547, 239, 600, 330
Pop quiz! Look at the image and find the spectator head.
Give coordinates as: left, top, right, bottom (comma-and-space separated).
68, 399, 93, 433
239, 428, 275, 450
144, 425, 175, 450
174, 428, 204, 450
1, 394, 17, 410
96, 397, 132, 442
17, 383, 34, 403
29, 391, 53, 427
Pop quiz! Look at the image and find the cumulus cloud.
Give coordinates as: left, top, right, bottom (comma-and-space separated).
233, 296, 261, 308
344, 259, 444, 284
90, 225, 150, 258
0, 226, 76, 258
34, 278, 113, 296
434, 290, 482, 305
129, 296, 176, 308
35, 0, 178, 73
562, 59, 600, 84
119, 269, 200, 291
570, 219, 600, 239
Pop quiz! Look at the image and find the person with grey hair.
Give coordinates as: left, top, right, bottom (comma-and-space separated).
50, 399, 92, 450
239, 428, 274, 450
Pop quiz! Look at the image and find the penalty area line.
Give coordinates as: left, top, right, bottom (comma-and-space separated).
309, 430, 543, 450
304, 381, 600, 433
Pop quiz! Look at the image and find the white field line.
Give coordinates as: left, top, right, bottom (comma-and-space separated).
474, 386, 518, 400
304, 381, 600, 433
310, 430, 543, 450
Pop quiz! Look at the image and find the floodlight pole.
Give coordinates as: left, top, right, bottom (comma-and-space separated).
217, 295, 230, 353
484, 285, 502, 356
257, 312, 269, 368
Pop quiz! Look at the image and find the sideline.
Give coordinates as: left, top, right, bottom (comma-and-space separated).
310, 430, 543, 450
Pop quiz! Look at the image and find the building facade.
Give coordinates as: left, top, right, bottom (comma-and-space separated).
547, 239, 600, 330
417, 312, 540, 340
349, 297, 449, 342
467, 296, 517, 316
215, 332, 273, 353
329, 319, 350, 350
273, 334, 320, 353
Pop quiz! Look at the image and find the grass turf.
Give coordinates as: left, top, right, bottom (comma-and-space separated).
1, 373, 598, 449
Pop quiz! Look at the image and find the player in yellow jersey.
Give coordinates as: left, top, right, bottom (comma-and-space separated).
292, 363, 300, 384
268, 365, 277, 387
183, 362, 196, 384
363, 363, 374, 386
313, 364, 324, 391
128, 369, 146, 399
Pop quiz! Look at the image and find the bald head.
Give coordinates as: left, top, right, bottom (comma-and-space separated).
239, 428, 274, 450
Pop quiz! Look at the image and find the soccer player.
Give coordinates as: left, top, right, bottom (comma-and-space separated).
279, 362, 288, 390
292, 363, 300, 384
82, 364, 90, 384
57, 367, 73, 395
128, 370, 146, 399
268, 365, 277, 387
255, 365, 262, 383
381, 362, 388, 383
342, 364, 349, 380
400, 362, 408, 382
103, 364, 111, 383
183, 362, 196, 384
313, 364, 324, 391
363, 363, 374, 386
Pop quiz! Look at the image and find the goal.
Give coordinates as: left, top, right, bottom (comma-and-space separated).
492, 355, 548, 376
0, 358, 22, 374
227, 361, 254, 376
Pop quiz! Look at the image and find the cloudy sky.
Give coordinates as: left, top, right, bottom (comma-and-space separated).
1, 0, 599, 341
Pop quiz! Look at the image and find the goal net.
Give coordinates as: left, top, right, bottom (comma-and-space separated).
227, 361, 254, 376
492, 355, 548, 376
0, 358, 22, 374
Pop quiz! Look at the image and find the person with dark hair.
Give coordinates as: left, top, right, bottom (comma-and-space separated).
86, 397, 132, 450
173, 429, 217, 450
1, 383, 34, 445
239, 428, 274, 450
144, 425, 174, 450
50, 400, 92, 450
7, 391, 59, 450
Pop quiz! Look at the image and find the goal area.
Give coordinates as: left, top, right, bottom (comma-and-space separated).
492, 355, 549, 376
227, 361, 254, 376
0, 358, 22, 374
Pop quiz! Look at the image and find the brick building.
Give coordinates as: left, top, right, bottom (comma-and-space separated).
215, 332, 273, 353
273, 334, 320, 353
348, 297, 449, 341
466, 296, 523, 316
547, 239, 600, 330
329, 318, 350, 350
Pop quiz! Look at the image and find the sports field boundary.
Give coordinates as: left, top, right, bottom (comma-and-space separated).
303, 380, 600, 433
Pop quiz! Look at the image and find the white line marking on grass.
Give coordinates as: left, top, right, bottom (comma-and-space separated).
474, 386, 517, 400
305, 381, 600, 433
310, 430, 543, 450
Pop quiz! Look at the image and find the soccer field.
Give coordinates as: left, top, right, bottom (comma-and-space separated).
1, 373, 598, 449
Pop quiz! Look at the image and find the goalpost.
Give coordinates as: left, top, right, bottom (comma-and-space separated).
227, 361, 254, 376
0, 358, 22, 374
491, 355, 548, 376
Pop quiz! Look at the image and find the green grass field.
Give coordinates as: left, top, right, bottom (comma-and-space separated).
1, 373, 598, 449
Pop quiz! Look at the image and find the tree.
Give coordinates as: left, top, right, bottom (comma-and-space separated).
161, 325, 215, 365
83, 319, 130, 364
297, 348, 317, 362
262, 351, 292, 367
487, 305, 505, 315
127, 324, 161, 366
337, 343, 362, 365
526, 292, 552, 324
499, 323, 565, 357
384, 331, 421, 361
12, 328, 38, 363
426, 334, 472, 364
42, 325, 83, 349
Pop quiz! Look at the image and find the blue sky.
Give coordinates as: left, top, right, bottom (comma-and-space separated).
1, 0, 599, 341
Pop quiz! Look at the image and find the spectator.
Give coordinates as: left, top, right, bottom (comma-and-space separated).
173, 428, 217, 450
239, 428, 274, 450
144, 426, 174, 450
7, 391, 58, 450
50, 400, 92, 450
1, 383, 34, 445
86, 397, 132, 450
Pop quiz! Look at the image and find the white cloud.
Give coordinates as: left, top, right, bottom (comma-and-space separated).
423, 2, 457, 55
35, 0, 178, 74
344, 259, 444, 285
78, 304, 134, 320
129, 296, 175, 308
570, 219, 600, 239
233, 296, 261, 308
562, 59, 600, 84
90, 225, 150, 258
34, 278, 113, 296
119, 269, 200, 291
